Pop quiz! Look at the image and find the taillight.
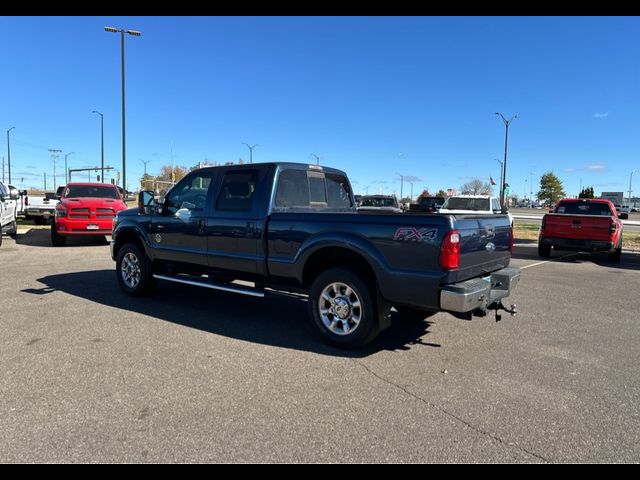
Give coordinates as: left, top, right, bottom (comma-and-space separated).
24, 196, 28, 206
540, 216, 546, 234
440, 229, 460, 270
610, 221, 617, 235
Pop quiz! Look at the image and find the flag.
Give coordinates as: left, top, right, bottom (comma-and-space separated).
490, 176, 497, 186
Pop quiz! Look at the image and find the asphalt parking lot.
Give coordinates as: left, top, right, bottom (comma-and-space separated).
1, 230, 639, 463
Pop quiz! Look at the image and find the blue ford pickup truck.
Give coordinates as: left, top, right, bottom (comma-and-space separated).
111, 163, 520, 347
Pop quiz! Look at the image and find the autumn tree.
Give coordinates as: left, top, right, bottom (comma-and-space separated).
460, 178, 493, 195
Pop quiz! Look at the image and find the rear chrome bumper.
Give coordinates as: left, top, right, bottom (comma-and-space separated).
440, 267, 521, 313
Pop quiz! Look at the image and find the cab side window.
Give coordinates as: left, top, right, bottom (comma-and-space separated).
164, 173, 213, 215
216, 170, 258, 211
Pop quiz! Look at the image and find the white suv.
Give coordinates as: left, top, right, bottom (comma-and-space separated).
0, 181, 19, 246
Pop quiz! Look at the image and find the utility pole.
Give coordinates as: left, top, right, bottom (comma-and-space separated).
495, 158, 503, 198
7, 127, 15, 184
495, 112, 518, 210
64, 152, 74, 184
530, 171, 535, 207
242, 143, 258, 164
44, 172, 47, 191
396, 172, 404, 201
629, 170, 638, 205
105, 26, 142, 196
48, 148, 62, 190
92, 110, 104, 182
2, 156, 4, 183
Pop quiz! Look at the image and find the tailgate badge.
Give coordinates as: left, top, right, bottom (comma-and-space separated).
485, 242, 496, 251
155, 233, 162, 243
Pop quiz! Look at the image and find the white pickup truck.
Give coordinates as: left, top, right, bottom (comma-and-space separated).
0, 181, 19, 246
24, 186, 64, 224
439, 195, 514, 224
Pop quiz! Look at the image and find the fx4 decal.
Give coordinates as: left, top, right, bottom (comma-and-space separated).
393, 227, 438, 242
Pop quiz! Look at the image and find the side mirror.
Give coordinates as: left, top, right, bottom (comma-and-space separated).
620, 213, 629, 220
9, 188, 20, 200
138, 190, 156, 215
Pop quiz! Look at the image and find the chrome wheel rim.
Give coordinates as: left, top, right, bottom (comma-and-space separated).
121, 252, 141, 288
318, 282, 362, 336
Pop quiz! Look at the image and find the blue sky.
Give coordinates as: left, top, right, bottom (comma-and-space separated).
1, 16, 638, 198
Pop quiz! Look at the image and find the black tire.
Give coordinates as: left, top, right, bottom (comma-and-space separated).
0, 230, 3, 247
51, 222, 66, 246
394, 306, 437, 322
538, 243, 552, 258
308, 267, 380, 348
608, 238, 622, 263
115, 242, 154, 296
7, 220, 17, 237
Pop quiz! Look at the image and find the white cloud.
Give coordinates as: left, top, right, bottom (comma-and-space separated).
591, 112, 609, 119
587, 164, 607, 171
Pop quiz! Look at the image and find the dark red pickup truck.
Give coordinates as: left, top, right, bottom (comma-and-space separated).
538, 198, 624, 262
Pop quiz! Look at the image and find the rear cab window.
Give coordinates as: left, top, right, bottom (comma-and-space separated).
274, 168, 353, 211
556, 201, 613, 216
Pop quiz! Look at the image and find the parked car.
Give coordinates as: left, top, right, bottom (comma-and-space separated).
51, 183, 128, 246
111, 162, 520, 348
0, 181, 19, 246
538, 198, 624, 263
439, 195, 513, 224
356, 195, 403, 213
408, 196, 445, 213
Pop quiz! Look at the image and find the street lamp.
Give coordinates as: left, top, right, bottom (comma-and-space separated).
64, 152, 74, 184
495, 112, 518, 210
395, 172, 404, 201
495, 158, 503, 198
6, 127, 15, 184
242, 143, 258, 164
529, 171, 536, 207
140, 158, 151, 176
629, 170, 639, 206
310, 153, 321, 165
92, 110, 104, 182
104, 26, 142, 195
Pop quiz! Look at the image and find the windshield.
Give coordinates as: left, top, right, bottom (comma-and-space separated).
556, 202, 613, 216
64, 185, 120, 199
420, 197, 444, 207
360, 197, 397, 208
442, 197, 490, 211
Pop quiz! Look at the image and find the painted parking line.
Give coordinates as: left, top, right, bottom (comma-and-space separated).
519, 252, 582, 270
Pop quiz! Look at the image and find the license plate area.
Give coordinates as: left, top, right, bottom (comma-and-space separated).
87, 224, 99, 230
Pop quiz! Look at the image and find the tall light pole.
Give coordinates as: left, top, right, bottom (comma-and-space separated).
242, 143, 258, 164
396, 172, 404, 201
495, 158, 503, 198
6, 127, 15, 184
530, 171, 536, 207
495, 112, 518, 209
105, 26, 142, 196
310, 153, 320, 165
92, 110, 104, 182
140, 158, 151, 176
64, 152, 74, 184
629, 170, 639, 205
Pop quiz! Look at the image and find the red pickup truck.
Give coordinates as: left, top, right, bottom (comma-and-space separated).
538, 198, 624, 263
52, 183, 127, 246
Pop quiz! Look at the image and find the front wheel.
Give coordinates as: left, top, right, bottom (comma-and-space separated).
115, 243, 154, 296
309, 268, 380, 348
608, 238, 622, 263
51, 223, 66, 246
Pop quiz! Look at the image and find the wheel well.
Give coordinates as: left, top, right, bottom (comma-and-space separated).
113, 230, 145, 260
302, 247, 377, 288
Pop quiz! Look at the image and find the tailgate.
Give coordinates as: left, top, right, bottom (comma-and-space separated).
450, 215, 512, 281
544, 214, 612, 241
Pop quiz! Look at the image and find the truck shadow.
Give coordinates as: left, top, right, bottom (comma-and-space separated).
512, 245, 640, 271
24, 270, 438, 357
14, 229, 109, 248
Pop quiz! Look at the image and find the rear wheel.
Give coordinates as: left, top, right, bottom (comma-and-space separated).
115, 243, 154, 296
309, 268, 380, 348
608, 238, 622, 263
538, 243, 551, 258
51, 223, 66, 246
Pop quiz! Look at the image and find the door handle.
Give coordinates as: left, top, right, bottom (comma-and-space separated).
246, 221, 256, 238
155, 225, 165, 230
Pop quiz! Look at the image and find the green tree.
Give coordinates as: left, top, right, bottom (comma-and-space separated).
537, 172, 566, 205
579, 186, 595, 199
435, 189, 447, 198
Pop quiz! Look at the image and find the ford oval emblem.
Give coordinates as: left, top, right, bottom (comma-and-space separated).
485, 242, 496, 252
